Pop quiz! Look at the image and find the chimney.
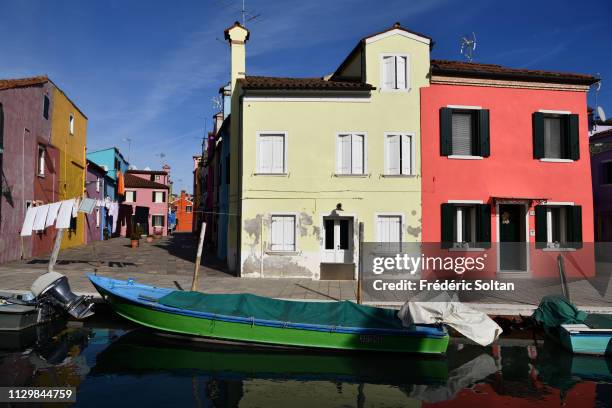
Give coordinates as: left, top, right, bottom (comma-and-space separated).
214, 112, 224, 134
224, 21, 249, 94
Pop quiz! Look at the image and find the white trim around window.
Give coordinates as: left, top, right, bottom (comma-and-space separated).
374, 212, 404, 242
335, 132, 368, 175
268, 212, 299, 254
256, 131, 288, 175
538, 109, 572, 115
379, 54, 410, 92
447, 104, 482, 110
383, 132, 415, 176
447, 199, 484, 204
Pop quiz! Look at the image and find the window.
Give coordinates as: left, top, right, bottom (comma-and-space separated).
96, 177, 100, 192
95, 208, 100, 228
69, 114, 74, 135
535, 205, 582, 248
186, 205, 192, 213
153, 191, 166, 203
603, 162, 612, 184
385, 134, 412, 175
43, 95, 50, 119
125, 191, 136, 202
155, 175, 161, 181
440, 108, 490, 158
152, 215, 165, 227
441, 203, 491, 248
533, 112, 579, 160
257, 133, 286, 174
377, 215, 402, 251
381, 55, 409, 90
37, 145, 45, 176
270, 215, 296, 252
336, 133, 366, 175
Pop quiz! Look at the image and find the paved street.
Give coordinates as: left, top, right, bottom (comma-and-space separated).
0, 233, 610, 315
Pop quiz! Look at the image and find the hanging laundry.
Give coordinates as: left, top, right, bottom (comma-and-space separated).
117, 171, 125, 195
45, 202, 62, 227
110, 202, 119, 233
78, 197, 97, 214
33, 204, 50, 231
57, 199, 75, 229
21, 206, 38, 237
72, 197, 81, 217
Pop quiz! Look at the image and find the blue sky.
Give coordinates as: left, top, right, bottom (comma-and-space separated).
1, 0, 610, 193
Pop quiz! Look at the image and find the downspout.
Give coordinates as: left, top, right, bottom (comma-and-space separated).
236, 89, 244, 274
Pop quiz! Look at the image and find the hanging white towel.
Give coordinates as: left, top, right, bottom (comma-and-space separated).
110, 202, 119, 233
78, 197, 97, 214
45, 202, 61, 227
56, 199, 75, 229
21, 206, 38, 237
33, 204, 50, 231
72, 198, 80, 217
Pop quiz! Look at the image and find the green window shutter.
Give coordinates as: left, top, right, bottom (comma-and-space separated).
476, 204, 491, 248
441, 203, 454, 248
440, 108, 453, 156
535, 205, 547, 249
567, 114, 580, 160
566, 205, 583, 248
152, 192, 155, 202
533, 112, 545, 159
478, 109, 490, 157
163, 192, 167, 202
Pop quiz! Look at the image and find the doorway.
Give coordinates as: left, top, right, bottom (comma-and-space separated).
322, 217, 353, 264
498, 204, 527, 271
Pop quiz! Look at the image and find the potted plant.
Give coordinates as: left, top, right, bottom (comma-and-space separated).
145, 234, 153, 243
153, 226, 163, 239
130, 225, 143, 248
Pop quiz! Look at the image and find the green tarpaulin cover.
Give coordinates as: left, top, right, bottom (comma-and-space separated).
584, 313, 612, 330
532, 295, 587, 328
158, 291, 403, 330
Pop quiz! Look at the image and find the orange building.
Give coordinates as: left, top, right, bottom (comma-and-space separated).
171, 191, 193, 233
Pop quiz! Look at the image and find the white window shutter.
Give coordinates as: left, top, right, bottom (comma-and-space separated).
390, 216, 401, 242
337, 135, 351, 174
386, 135, 400, 175
271, 217, 282, 250
396, 56, 407, 89
382, 56, 395, 89
401, 135, 411, 175
259, 136, 273, 173
272, 135, 285, 173
283, 216, 295, 251
351, 134, 364, 174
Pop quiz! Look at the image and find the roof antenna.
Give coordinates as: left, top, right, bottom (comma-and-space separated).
593, 78, 606, 131
460, 32, 477, 62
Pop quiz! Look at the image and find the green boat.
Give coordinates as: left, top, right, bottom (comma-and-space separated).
88, 274, 449, 354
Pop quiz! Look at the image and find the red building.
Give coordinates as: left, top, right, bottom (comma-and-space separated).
171, 190, 193, 233
421, 60, 598, 278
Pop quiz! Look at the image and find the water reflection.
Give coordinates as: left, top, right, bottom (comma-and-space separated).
0, 324, 610, 407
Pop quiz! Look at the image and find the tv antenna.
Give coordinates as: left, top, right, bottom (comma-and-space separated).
594, 79, 606, 126
215, 0, 263, 27
460, 32, 477, 62
156, 152, 167, 166
123, 137, 132, 163
212, 95, 222, 112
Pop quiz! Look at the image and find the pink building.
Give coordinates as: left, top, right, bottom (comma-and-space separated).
421, 60, 598, 279
120, 170, 169, 237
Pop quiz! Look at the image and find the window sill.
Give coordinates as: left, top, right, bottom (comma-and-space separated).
265, 250, 300, 256
381, 174, 416, 178
449, 247, 487, 252
380, 88, 410, 93
254, 173, 288, 176
542, 247, 577, 252
539, 158, 574, 163
334, 173, 370, 178
448, 155, 483, 160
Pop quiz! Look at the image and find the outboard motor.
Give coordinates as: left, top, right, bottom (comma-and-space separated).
30, 272, 95, 319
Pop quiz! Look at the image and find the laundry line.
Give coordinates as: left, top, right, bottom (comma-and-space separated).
20, 196, 121, 237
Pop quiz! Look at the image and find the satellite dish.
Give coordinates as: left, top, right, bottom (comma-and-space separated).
597, 106, 607, 122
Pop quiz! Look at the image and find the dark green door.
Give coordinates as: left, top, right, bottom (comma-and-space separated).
499, 204, 524, 270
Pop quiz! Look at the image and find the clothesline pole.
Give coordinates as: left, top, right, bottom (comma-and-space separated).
191, 222, 207, 292
48, 228, 64, 273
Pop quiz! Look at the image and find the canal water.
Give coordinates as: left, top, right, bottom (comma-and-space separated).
1, 313, 610, 407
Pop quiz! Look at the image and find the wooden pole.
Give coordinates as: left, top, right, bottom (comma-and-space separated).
48, 228, 64, 273
357, 222, 364, 304
191, 222, 207, 291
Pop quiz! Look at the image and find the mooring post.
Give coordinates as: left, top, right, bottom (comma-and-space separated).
557, 254, 571, 302
357, 222, 364, 304
191, 222, 207, 291
48, 228, 64, 273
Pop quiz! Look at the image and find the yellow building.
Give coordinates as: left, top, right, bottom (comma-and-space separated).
225, 22, 431, 279
50, 85, 87, 249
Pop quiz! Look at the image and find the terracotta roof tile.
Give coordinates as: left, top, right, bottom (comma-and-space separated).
0, 76, 49, 91
239, 76, 374, 91
430, 60, 599, 85
124, 173, 168, 189
127, 169, 168, 175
